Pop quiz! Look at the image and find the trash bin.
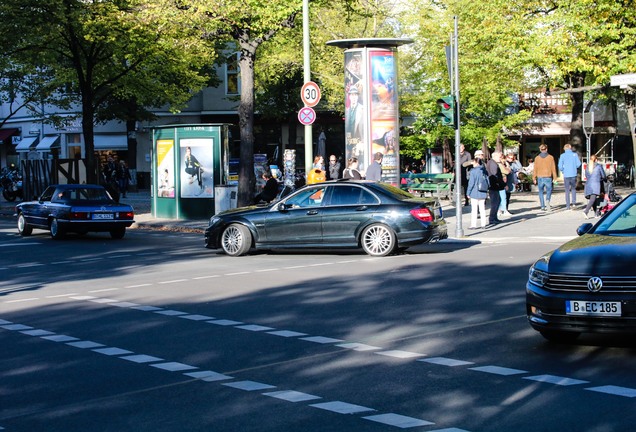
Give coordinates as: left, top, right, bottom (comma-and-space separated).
214, 185, 238, 215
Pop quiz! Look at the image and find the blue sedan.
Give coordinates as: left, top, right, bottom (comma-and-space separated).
527, 192, 636, 342
15, 184, 135, 239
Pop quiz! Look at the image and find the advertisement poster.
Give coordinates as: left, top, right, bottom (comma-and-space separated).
180, 138, 214, 198
156, 139, 175, 198
344, 50, 369, 171
369, 50, 399, 184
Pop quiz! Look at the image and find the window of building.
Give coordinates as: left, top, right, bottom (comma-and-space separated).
67, 133, 82, 159
226, 52, 240, 96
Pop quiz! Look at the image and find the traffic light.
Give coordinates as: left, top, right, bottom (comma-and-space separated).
437, 96, 455, 127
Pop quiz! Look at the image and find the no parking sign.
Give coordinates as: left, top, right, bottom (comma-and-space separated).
298, 107, 316, 125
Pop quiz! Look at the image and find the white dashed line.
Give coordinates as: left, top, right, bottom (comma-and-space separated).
184, 370, 234, 382
46, 293, 80, 298
93, 347, 134, 356
5, 298, 38, 303
336, 342, 382, 351
154, 310, 188, 316
89, 288, 120, 293
375, 350, 424, 359
363, 413, 434, 428
300, 336, 344, 344
120, 354, 164, 363
263, 390, 322, 402
469, 365, 528, 376
222, 380, 276, 391
151, 362, 198, 372
208, 319, 243, 326
523, 375, 589, 386
67, 341, 105, 349
310, 401, 375, 414
419, 357, 474, 367
41, 335, 79, 342
159, 279, 188, 284
179, 314, 215, 321
267, 330, 308, 338
125, 284, 152, 288
192, 275, 220, 280
585, 385, 636, 398
236, 324, 274, 331
1, 324, 33, 331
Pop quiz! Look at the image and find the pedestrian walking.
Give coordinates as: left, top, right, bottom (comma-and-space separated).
365, 152, 383, 181
458, 144, 472, 206
583, 154, 606, 219
486, 151, 506, 226
466, 158, 488, 229
558, 143, 582, 210
532, 144, 557, 211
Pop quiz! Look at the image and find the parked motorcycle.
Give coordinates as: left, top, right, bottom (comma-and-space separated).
0, 166, 23, 202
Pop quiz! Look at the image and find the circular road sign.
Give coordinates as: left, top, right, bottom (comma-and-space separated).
298, 107, 316, 125
301, 81, 321, 107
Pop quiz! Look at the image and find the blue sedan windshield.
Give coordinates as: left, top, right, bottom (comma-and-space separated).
594, 194, 636, 235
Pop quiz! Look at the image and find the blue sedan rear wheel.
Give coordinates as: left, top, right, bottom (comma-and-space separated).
221, 224, 252, 256
361, 224, 396, 257
50, 218, 65, 240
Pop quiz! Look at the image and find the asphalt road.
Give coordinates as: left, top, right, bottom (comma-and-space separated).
2, 219, 636, 432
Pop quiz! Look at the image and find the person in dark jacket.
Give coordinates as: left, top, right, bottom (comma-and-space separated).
254, 172, 279, 204
486, 151, 505, 225
583, 154, 606, 218
327, 154, 341, 180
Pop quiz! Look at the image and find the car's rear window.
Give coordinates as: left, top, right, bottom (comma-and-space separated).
54, 188, 110, 202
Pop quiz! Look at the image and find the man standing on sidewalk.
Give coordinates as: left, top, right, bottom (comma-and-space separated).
486, 151, 506, 225
533, 144, 558, 211
558, 143, 581, 210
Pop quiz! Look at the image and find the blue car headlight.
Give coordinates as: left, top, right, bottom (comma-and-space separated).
208, 216, 221, 226
528, 255, 550, 287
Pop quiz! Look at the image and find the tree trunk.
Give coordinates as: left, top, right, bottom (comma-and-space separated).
568, 73, 586, 150
237, 42, 257, 207
82, 106, 97, 185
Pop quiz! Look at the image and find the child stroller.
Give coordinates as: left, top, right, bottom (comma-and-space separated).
599, 175, 622, 215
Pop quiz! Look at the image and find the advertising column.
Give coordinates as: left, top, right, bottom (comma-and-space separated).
343, 47, 400, 185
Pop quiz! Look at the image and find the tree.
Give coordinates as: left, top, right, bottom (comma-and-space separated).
0, 0, 215, 182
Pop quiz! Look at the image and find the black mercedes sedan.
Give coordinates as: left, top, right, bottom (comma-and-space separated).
205, 180, 447, 257
526, 192, 636, 342
15, 184, 135, 239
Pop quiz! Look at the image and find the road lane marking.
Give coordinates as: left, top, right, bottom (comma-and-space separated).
263, 390, 322, 402
310, 401, 375, 414
585, 386, 636, 397
469, 365, 528, 376
375, 350, 425, 359
523, 375, 589, 386
419, 357, 474, 367
5, 298, 39, 303
363, 413, 434, 428
222, 380, 276, 391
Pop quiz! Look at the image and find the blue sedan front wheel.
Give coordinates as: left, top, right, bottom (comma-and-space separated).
17, 213, 33, 236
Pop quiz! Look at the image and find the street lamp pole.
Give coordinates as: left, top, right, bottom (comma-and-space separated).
303, 0, 313, 174
452, 16, 463, 238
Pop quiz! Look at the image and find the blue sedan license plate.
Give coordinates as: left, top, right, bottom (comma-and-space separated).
566, 300, 621, 316
92, 213, 114, 220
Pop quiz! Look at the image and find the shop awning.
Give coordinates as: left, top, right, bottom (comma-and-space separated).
94, 134, 128, 150
35, 135, 61, 151
0, 128, 19, 141
14, 136, 38, 152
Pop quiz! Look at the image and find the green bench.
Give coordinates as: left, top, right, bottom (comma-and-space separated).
400, 173, 454, 200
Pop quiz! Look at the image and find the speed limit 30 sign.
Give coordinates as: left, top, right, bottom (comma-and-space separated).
301, 81, 321, 107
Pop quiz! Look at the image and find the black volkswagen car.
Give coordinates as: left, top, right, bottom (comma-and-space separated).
526, 192, 636, 342
205, 180, 447, 257
15, 184, 135, 239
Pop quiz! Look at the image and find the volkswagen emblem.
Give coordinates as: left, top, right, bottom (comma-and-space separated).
587, 277, 603, 292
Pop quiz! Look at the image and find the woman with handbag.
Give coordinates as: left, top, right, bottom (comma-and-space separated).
466, 158, 489, 229
583, 154, 606, 219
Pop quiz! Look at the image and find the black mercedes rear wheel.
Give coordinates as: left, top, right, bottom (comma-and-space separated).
361, 224, 396, 257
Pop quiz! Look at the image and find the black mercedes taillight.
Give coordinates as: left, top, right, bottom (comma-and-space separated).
409, 208, 433, 222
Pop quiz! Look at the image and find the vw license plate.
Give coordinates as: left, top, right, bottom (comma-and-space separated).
566, 300, 621, 316
92, 213, 114, 220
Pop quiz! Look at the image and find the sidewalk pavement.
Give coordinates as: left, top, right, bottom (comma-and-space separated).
2, 185, 633, 243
